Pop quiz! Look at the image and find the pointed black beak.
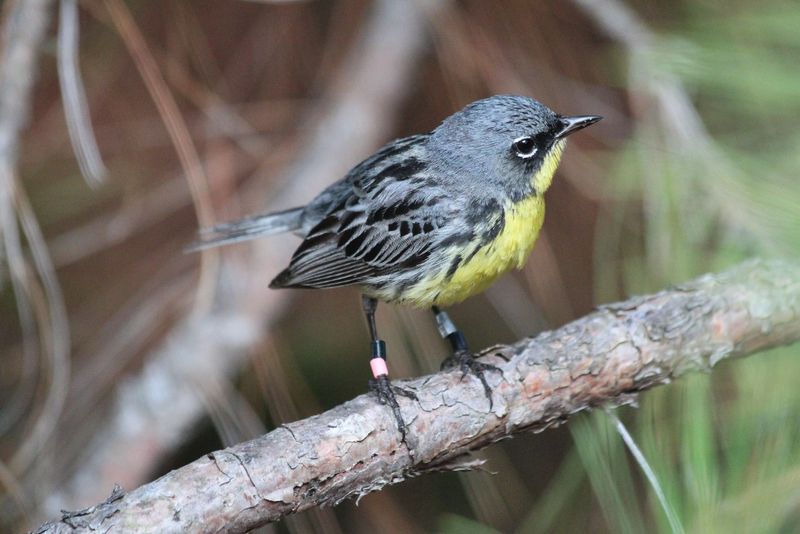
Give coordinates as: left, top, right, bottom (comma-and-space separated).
555, 115, 602, 139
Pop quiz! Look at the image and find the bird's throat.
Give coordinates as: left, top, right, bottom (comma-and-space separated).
532, 139, 566, 195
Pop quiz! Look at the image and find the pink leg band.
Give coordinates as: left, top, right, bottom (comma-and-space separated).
370, 358, 388, 378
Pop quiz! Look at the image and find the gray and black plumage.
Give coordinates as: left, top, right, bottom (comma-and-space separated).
192, 95, 601, 310
192, 95, 600, 440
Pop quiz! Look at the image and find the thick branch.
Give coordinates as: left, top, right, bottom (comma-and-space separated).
35, 259, 800, 533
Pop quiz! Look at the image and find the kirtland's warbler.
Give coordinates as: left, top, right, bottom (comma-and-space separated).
192, 95, 601, 439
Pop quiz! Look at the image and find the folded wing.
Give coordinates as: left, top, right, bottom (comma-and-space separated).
271, 172, 452, 289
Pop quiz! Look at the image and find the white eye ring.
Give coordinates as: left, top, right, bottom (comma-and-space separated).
512, 136, 537, 159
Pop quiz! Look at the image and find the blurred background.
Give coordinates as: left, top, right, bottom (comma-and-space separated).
1, 0, 799, 532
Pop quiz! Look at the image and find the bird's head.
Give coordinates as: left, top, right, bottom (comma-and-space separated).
428, 95, 601, 200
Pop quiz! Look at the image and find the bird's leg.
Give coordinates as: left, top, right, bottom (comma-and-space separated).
432, 306, 501, 406
363, 296, 416, 443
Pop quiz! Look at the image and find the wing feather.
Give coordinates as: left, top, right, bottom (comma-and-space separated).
269, 136, 467, 290
271, 173, 452, 290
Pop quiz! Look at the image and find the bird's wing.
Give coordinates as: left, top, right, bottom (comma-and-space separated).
271, 165, 459, 290
298, 134, 429, 231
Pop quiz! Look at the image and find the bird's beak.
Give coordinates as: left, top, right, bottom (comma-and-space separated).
555, 115, 603, 139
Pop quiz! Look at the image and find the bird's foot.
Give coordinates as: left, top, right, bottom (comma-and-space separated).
441, 350, 502, 408
368, 374, 417, 444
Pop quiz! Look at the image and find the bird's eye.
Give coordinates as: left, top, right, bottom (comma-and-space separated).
512, 136, 537, 159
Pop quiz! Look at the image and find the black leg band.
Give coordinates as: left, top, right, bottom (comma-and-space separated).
371, 339, 387, 359
446, 330, 468, 353
433, 307, 469, 354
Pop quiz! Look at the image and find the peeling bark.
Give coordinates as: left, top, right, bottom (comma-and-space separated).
33, 259, 800, 533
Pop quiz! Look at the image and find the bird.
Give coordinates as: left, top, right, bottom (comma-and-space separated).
191, 95, 601, 441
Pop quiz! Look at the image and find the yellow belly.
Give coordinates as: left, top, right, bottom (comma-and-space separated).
401, 195, 545, 307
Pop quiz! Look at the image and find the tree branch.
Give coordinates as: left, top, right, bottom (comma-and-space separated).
34, 259, 800, 533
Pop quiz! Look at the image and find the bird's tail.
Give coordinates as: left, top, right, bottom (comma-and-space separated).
186, 206, 304, 252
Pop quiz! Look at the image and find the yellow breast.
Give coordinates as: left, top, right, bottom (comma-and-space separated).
395, 139, 565, 308
399, 196, 544, 307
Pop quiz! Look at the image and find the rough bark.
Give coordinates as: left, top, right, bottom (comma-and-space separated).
34, 259, 800, 533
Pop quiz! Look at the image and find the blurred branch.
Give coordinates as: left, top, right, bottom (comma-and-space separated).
0, 0, 54, 157
574, 0, 791, 261
0, 0, 72, 483
104, 0, 220, 309
571, 0, 653, 48
43, 0, 442, 517
58, 0, 107, 186
572, 0, 712, 146
34, 259, 800, 533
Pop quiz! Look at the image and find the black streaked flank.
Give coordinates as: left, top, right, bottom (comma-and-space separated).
463, 242, 484, 264
466, 198, 502, 226
445, 254, 463, 280
481, 210, 506, 246
440, 229, 474, 248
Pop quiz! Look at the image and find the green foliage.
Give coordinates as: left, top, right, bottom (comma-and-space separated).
574, 2, 800, 533
515, 450, 586, 534
571, 412, 648, 534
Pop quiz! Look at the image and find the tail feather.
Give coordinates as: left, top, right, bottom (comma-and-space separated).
186, 206, 303, 252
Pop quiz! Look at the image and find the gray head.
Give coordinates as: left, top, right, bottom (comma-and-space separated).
427, 95, 600, 199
